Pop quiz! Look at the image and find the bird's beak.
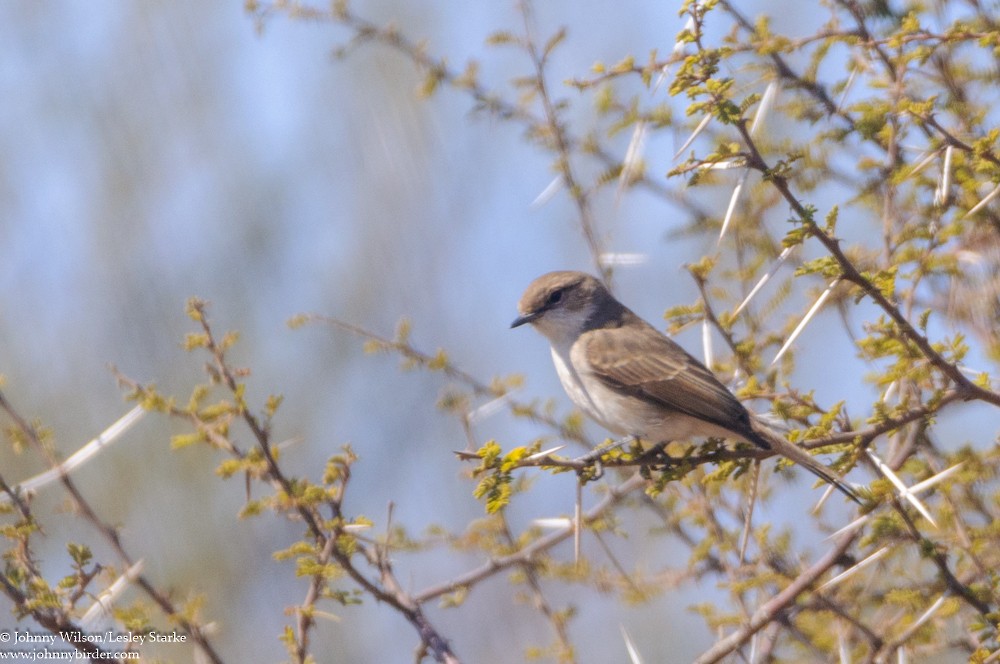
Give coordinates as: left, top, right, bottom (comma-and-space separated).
510, 311, 539, 328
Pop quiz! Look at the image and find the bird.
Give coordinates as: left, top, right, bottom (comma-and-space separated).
510, 270, 859, 503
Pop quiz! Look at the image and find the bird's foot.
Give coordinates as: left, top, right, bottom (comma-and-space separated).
573, 435, 641, 481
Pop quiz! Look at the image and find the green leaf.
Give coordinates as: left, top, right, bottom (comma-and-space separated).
171, 432, 204, 450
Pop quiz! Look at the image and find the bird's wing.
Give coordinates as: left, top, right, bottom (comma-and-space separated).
581, 322, 751, 435
583, 321, 862, 503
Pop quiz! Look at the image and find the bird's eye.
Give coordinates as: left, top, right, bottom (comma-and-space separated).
546, 289, 564, 305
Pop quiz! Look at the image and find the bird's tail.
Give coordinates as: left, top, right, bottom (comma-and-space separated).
746, 416, 860, 504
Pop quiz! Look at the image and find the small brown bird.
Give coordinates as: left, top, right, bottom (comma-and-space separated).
511, 270, 858, 502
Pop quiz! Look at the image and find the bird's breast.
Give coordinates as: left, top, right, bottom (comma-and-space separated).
550, 341, 651, 437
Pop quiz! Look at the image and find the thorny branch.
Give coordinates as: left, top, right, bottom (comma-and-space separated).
0, 391, 224, 664
117, 302, 463, 664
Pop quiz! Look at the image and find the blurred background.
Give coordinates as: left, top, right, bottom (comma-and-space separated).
0, 2, 994, 662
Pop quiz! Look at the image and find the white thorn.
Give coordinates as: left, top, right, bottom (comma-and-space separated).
313, 611, 343, 623
772, 278, 840, 365
811, 482, 835, 514
618, 121, 647, 199
818, 546, 888, 591
907, 463, 963, 495
719, 171, 749, 242
701, 317, 714, 370
905, 148, 940, 181
467, 392, 517, 424
907, 593, 947, 634
696, 159, 744, 171
733, 246, 795, 317
750, 81, 779, 136
673, 15, 696, 55
881, 380, 898, 404
654, 13, 696, 95
934, 145, 953, 206
866, 449, 937, 527
836, 66, 858, 113
673, 113, 712, 161
838, 628, 851, 664
3, 406, 146, 502
532, 517, 573, 530
621, 625, 645, 664
599, 252, 649, 267
275, 436, 305, 452
965, 183, 1000, 218
342, 523, 372, 533
524, 445, 567, 462
531, 175, 564, 208
825, 513, 871, 541
651, 65, 670, 95
80, 559, 146, 629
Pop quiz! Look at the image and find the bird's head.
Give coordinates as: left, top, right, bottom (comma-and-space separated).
511, 271, 613, 344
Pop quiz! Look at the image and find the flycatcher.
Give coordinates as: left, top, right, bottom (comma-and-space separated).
511, 270, 858, 502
